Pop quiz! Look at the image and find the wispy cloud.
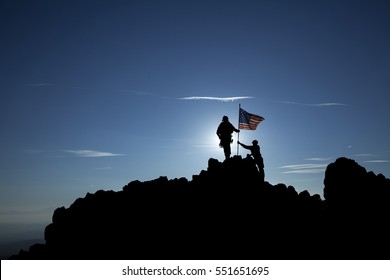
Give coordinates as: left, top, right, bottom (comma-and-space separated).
353, 153, 377, 157
364, 160, 389, 163
280, 163, 328, 174
281, 101, 349, 107
179, 96, 254, 102
305, 157, 332, 161
351, 153, 389, 163
192, 145, 217, 148
64, 150, 124, 157
94, 166, 113, 170
282, 169, 326, 174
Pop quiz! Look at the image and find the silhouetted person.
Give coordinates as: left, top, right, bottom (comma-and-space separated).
216, 115, 240, 160
238, 140, 265, 182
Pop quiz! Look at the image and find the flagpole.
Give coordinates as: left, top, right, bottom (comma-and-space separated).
237, 103, 240, 156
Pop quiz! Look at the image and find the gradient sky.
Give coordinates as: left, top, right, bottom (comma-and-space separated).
1, 0, 389, 226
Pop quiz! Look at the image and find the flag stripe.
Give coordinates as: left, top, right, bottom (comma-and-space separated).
239, 108, 264, 130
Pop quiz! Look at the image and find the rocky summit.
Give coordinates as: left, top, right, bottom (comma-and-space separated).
9, 156, 390, 260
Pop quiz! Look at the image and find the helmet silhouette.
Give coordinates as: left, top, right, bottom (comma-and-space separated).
252, 140, 258, 145
222, 116, 229, 121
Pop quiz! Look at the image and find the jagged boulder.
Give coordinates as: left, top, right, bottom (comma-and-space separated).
324, 157, 390, 213
323, 157, 390, 257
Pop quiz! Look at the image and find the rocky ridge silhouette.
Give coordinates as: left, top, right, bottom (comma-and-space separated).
9, 156, 390, 260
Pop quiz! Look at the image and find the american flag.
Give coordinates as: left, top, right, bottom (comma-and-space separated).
239, 108, 264, 130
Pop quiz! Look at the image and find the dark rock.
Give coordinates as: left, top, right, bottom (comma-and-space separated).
8, 157, 390, 260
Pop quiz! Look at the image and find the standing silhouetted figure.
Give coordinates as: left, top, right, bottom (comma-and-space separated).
238, 140, 265, 182
216, 115, 240, 160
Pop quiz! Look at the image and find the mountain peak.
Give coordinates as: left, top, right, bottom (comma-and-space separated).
9, 156, 390, 260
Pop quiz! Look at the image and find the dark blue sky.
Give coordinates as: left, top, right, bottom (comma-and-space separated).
1, 0, 390, 226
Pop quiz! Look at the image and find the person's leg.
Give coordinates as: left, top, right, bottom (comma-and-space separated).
258, 165, 265, 182
224, 145, 231, 159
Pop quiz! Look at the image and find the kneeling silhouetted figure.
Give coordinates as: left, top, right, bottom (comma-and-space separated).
238, 140, 265, 182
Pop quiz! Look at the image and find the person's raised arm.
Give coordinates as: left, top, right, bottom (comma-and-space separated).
237, 141, 250, 150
